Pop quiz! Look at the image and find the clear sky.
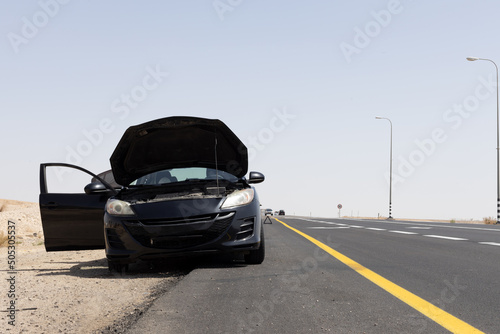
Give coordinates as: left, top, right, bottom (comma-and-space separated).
2, 0, 500, 220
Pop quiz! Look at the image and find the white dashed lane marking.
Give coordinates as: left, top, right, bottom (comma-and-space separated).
389, 230, 419, 235
307, 226, 350, 229
296, 218, 500, 247
423, 235, 468, 241
478, 242, 500, 247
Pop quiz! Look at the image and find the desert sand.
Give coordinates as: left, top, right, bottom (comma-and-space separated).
0, 199, 183, 334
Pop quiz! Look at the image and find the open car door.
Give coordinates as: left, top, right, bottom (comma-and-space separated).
39, 163, 118, 251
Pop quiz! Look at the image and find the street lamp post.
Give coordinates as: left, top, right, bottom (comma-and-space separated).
467, 56, 500, 224
376, 116, 393, 219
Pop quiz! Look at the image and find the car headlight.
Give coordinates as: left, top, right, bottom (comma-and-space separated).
106, 199, 135, 216
221, 189, 254, 209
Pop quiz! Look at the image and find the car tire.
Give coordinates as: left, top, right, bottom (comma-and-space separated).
244, 227, 265, 264
108, 260, 129, 274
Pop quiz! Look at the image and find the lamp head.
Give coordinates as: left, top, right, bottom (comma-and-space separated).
466, 57, 479, 61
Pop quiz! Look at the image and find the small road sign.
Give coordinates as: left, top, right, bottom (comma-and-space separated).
337, 204, 342, 209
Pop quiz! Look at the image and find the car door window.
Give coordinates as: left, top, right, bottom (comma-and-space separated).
39, 163, 114, 251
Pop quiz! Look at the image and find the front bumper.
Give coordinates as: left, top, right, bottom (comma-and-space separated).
104, 197, 262, 264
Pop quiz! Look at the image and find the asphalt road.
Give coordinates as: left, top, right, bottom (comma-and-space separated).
126, 217, 500, 333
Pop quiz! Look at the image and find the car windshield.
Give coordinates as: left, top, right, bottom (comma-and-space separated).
130, 167, 238, 186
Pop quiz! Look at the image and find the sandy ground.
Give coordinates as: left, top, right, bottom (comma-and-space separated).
0, 199, 185, 334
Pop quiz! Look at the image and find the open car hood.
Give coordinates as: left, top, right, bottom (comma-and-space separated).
110, 116, 248, 186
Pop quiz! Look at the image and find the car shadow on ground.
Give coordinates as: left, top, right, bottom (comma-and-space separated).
28, 253, 251, 279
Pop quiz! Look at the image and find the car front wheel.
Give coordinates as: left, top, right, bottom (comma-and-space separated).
108, 260, 129, 274
244, 227, 265, 264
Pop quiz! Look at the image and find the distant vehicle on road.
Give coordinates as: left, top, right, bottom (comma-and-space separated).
265, 208, 273, 216
278, 210, 285, 215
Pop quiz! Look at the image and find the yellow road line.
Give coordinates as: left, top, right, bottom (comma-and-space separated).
274, 218, 484, 334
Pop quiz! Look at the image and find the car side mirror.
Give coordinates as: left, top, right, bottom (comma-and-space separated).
248, 171, 265, 184
84, 182, 109, 194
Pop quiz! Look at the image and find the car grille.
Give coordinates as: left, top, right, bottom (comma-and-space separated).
122, 212, 235, 249
133, 214, 218, 225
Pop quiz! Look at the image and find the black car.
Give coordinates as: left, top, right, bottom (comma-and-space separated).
39, 116, 265, 272
278, 210, 285, 215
